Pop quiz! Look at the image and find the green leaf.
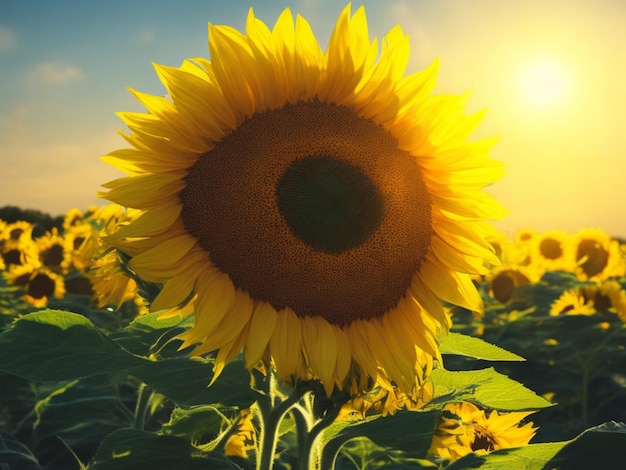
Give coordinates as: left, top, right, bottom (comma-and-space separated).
446, 441, 566, 470
545, 421, 626, 469
323, 410, 439, 463
163, 405, 236, 444
112, 310, 192, 357
0, 310, 144, 381
0, 310, 257, 408
88, 428, 240, 470
0, 431, 42, 470
337, 438, 438, 469
131, 356, 259, 408
439, 332, 525, 361
429, 367, 552, 411
447, 422, 626, 469
31, 376, 133, 460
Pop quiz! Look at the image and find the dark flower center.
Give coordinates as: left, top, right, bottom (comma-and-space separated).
180, 100, 432, 325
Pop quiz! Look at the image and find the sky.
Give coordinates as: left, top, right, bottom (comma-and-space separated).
1, 0, 625, 237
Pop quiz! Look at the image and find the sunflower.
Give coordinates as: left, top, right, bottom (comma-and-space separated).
514, 228, 536, 246
572, 228, 625, 281
513, 227, 536, 265
1, 235, 40, 271
0, 220, 34, 246
427, 402, 537, 461
6, 264, 66, 308
81, 204, 146, 311
338, 381, 433, 421
549, 289, 596, 316
530, 230, 574, 272
487, 265, 539, 303
35, 228, 70, 273
581, 280, 626, 320
225, 408, 257, 459
101, 5, 504, 397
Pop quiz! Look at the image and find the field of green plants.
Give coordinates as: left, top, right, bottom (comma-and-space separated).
1, 205, 626, 469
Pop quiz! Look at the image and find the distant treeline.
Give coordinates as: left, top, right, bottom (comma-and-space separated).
0, 206, 65, 238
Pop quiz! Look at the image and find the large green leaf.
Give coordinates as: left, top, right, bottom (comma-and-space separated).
447, 422, 626, 469
0, 432, 42, 470
0, 310, 257, 408
429, 367, 552, 411
111, 310, 192, 357
0, 310, 144, 381
322, 410, 439, 464
88, 428, 240, 469
162, 405, 235, 445
446, 441, 566, 470
544, 421, 626, 469
439, 332, 524, 361
336, 438, 438, 469
31, 375, 133, 462
132, 357, 259, 408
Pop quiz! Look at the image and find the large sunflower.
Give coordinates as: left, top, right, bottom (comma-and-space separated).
101, 5, 504, 396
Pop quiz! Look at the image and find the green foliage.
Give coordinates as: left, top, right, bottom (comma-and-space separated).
1, 269, 625, 468
450, 270, 626, 443
0, 310, 256, 468
323, 410, 440, 463
89, 429, 238, 470
0, 310, 145, 382
428, 368, 553, 411
438, 332, 524, 361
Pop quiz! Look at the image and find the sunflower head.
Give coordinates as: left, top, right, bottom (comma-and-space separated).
549, 288, 596, 316
573, 228, 625, 281
6, 265, 66, 307
487, 265, 539, 303
530, 230, 575, 272
101, 5, 504, 397
428, 402, 536, 461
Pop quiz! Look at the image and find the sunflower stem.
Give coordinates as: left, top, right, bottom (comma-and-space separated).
133, 382, 153, 431
254, 369, 309, 470
295, 389, 350, 470
291, 404, 313, 461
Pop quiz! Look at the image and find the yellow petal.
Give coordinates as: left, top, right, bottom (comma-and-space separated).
270, 307, 303, 380
244, 301, 278, 368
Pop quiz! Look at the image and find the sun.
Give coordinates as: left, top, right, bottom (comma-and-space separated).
519, 60, 570, 107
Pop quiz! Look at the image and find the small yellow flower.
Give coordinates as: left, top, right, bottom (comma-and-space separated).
338, 381, 433, 420
225, 408, 257, 459
550, 289, 595, 316
428, 402, 536, 461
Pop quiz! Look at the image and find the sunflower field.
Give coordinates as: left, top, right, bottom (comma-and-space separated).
2, 207, 626, 469
3, 4, 626, 470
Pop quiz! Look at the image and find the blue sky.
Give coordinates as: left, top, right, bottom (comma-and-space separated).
1, 0, 625, 236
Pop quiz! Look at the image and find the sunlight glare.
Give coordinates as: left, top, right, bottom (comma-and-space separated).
519, 60, 571, 107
